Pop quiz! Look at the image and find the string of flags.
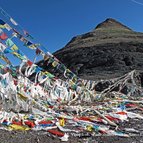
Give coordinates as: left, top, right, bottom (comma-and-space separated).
0, 12, 93, 98
0, 7, 142, 142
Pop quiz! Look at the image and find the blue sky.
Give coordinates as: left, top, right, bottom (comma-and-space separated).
0, 0, 143, 54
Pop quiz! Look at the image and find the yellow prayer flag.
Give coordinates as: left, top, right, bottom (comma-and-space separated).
28, 44, 40, 49
52, 61, 59, 67
13, 52, 21, 59
59, 118, 65, 126
86, 125, 93, 132
0, 25, 5, 29
11, 44, 18, 51
8, 124, 30, 131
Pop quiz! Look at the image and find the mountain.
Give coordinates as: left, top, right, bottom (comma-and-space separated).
39, 18, 143, 80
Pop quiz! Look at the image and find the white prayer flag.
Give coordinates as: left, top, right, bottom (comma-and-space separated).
10, 18, 18, 26
4, 23, 12, 31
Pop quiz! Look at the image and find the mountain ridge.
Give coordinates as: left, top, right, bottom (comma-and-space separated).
38, 18, 143, 80
57, 18, 143, 53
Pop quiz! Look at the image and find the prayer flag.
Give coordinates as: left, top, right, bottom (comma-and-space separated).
5, 38, 14, 47
0, 29, 3, 33
4, 23, 12, 31
24, 41, 33, 46
27, 60, 33, 66
10, 18, 18, 26
28, 43, 40, 49
23, 30, 33, 39
0, 43, 6, 52
17, 49, 24, 56
0, 25, 5, 29
0, 33, 8, 40
4, 48, 13, 54
0, 28, 3, 34
20, 36, 28, 43
35, 66, 42, 73
0, 19, 6, 29
0, 19, 5, 25
11, 44, 18, 51
36, 48, 41, 55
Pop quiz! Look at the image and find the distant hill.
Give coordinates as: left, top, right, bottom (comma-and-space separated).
38, 18, 143, 80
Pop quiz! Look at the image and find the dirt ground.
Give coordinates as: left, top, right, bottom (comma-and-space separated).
0, 118, 143, 143
0, 130, 143, 143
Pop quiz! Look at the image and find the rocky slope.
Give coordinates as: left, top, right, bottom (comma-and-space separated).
51, 18, 143, 80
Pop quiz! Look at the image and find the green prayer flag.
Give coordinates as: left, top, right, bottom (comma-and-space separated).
5, 38, 14, 47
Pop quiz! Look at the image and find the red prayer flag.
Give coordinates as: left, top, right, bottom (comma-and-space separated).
38, 120, 53, 124
0, 33, 8, 40
12, 121, 22, 126
47, 129, 64, 137
36, 48, 41, 55
27, 60, 33, 66
24, 121, 35, 128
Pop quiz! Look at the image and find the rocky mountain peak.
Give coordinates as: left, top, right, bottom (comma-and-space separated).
38, 18, 143, 80
95, 18, 132, 31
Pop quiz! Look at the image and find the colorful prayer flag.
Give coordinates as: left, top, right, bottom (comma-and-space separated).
0, 19, 6, 29
28, 43, 40, 49
11, 44, 18, 51
10, 18, 18, 26
5, 38, 14, 47
17, 49, 24, 56
0, 25, 5, 29
0, 33, 8, 40
20, 37, 28, 43
23, 30, 33, 39
0, 28, 3, 33
27, 60, 33, 66
1, 55, 11, 64
52, 61, 59, 67
4, 23, 12, 31
24, 41, 33, 46
36, 48, 41, 55
0, 43, 6, 52
0, 19, 5, 25
4, 48, 13, 54
12, 32, 18, 37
